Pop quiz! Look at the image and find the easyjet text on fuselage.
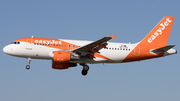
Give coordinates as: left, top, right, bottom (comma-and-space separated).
34, 40, 62, 44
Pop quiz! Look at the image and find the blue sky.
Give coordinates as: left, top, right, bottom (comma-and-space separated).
0, 0, 180, 101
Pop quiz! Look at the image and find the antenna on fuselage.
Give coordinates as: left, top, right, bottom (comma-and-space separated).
31, 35, 34, 38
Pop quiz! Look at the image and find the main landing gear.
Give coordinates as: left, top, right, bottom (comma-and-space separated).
26, 58, 31, 70
80, 63, 89, 76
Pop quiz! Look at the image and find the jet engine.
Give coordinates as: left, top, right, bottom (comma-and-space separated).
52, 51, 79, 69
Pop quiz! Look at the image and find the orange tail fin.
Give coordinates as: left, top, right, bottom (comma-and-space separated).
139, 16, 175, 48
122, 16, 175, 63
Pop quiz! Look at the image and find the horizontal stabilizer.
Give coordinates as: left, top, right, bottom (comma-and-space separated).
152, 45, 175, 53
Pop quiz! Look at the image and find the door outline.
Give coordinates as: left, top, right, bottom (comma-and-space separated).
134, 45, 140, 56
26, 39, 33, 50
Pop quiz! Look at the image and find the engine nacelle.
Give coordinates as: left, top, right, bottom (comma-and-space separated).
52, 51, 79, 69
53, 51, 79, 62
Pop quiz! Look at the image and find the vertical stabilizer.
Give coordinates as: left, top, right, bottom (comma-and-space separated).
139, 16, 175, 48
122, 16, 175, 62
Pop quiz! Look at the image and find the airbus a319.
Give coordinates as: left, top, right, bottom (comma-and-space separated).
3, 16, 177, 76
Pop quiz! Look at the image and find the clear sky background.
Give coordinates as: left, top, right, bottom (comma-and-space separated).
0, 0, 180, 101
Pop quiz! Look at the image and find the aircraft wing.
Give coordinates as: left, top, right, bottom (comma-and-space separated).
72, 34, 116, 57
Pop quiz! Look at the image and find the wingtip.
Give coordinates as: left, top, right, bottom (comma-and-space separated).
110, 34, 117, 40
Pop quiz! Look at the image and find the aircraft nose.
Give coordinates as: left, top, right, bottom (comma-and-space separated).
3, 45, 10, 54
3, 46, 8, 53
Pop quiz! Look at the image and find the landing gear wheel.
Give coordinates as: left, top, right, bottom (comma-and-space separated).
82, 70, 88, 76
81, 65, 89, 76
26, 65, 30, 70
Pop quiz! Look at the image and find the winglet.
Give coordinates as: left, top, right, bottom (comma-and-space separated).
110, 34, 116, 40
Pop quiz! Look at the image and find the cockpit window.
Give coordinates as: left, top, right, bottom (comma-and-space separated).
11, 41, 20, 44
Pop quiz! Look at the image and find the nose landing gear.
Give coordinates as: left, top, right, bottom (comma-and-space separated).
26, 58, 31, 70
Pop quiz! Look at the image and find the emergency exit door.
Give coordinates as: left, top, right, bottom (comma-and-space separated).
134, 45, 140, 56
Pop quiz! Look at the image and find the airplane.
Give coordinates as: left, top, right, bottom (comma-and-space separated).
3, 16, 177, 76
